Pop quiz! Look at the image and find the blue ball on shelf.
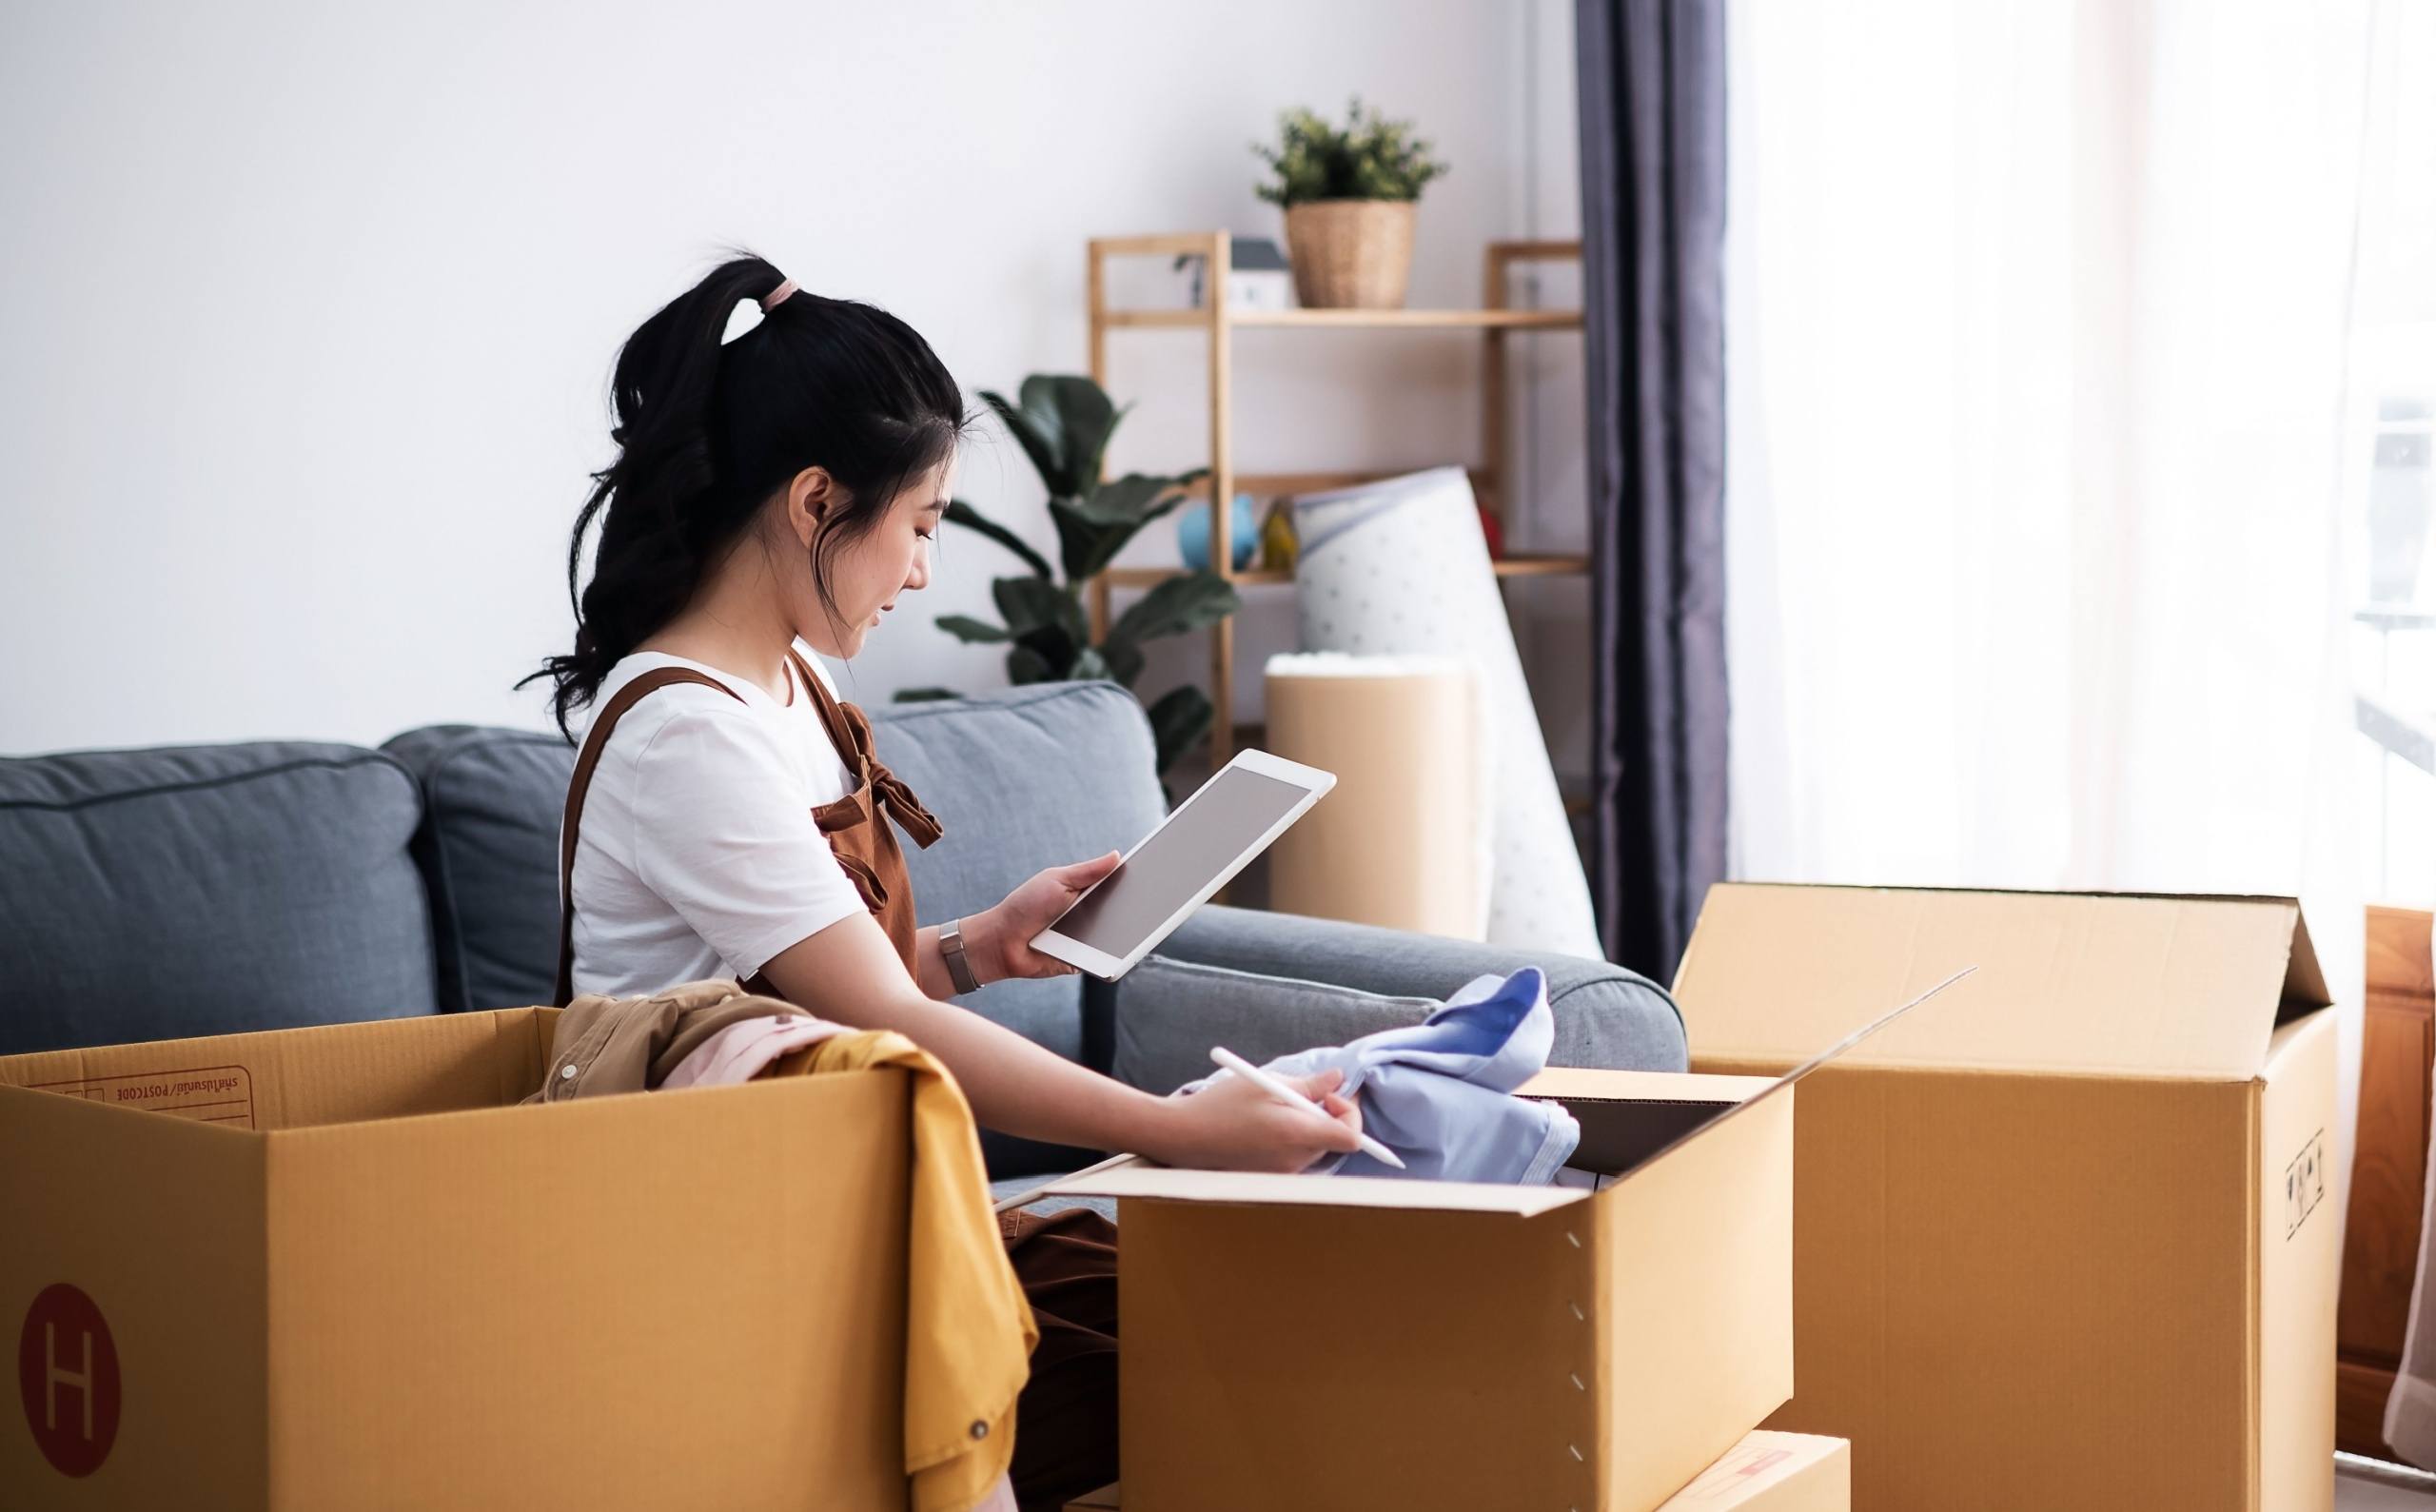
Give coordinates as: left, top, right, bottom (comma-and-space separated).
1179, 494, 1260, 572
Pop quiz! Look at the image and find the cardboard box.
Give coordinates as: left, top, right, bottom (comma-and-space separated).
1050, 1064, 1810, 1512
2, 1008, 919, 1509
1659, 1430, 1850, 1509
1674, 885, 2341, 1512
1064, 1430, 1850, 1512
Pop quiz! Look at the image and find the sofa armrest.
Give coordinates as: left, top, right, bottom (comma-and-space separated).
1106, 904, 1686, 1095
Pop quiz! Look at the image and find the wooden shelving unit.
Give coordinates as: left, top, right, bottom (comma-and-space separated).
1086, 231, 1587, 770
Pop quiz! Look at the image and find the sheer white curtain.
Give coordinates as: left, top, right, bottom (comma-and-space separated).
1725, 0, 2374, 1176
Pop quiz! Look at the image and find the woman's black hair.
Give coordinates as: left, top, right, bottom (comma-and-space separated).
525, 253, 969, 736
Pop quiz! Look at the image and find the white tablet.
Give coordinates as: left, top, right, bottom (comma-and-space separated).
1031, 749, 1335, 980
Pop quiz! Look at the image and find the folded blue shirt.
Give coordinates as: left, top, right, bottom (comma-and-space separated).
1182, 967, 1581, 1185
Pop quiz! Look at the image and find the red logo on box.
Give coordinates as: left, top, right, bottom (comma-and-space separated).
17, 1283, 121, 1477
1678, 1445, 1795, 1500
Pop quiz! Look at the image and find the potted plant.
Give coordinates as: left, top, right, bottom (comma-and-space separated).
1252, 98, 1448, 309
900, 375, 1239, 776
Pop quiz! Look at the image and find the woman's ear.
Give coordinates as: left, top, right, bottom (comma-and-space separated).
783, 466, 836, 548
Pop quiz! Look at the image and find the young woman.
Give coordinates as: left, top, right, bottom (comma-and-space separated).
530, 256, 1362, 1506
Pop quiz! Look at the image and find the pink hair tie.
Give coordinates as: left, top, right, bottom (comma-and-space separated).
761, 278, 799, 312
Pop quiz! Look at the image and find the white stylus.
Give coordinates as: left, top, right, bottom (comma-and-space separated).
1208, 1046, 1406, 1170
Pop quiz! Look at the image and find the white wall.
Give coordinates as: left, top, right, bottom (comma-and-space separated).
0, 0, 1581, 754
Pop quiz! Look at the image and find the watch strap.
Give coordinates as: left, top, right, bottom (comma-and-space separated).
941, 918, 982, 995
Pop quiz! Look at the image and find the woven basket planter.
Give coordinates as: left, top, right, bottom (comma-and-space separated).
1283, 200, 1417, 309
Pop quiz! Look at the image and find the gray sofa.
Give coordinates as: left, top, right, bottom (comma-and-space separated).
0, 680, 1685, 1188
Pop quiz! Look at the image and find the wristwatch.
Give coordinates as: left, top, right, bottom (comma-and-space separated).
939, 917, 982, 995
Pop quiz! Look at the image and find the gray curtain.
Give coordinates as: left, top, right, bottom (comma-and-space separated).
1575, 0, 1729, 979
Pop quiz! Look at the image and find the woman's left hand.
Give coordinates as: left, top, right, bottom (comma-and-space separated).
966, 851, 1122, 983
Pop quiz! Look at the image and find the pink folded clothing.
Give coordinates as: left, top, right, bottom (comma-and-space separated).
659, 1013, 850, 1090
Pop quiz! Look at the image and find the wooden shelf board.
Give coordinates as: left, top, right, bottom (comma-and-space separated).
1182, 467, 1495, 499
1094, 554, 1589, 590
1491, 554, 1594, 578
1233, 307, 1581, 330
1094, 566, 1180, 588
1493, 239, 1586, 262
1090, 233, 1222, 258
1100, 307, 1581, 331
1093, 234, 1580, 264
1103, 308, 1207, 329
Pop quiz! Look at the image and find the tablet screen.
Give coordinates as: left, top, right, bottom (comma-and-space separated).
1051, 766, 1312, 955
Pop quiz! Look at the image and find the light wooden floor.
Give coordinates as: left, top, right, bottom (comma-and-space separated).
2341, 1462, 2436, 1508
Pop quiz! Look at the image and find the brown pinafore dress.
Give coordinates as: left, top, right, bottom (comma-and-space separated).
553, 649, 1119, 1510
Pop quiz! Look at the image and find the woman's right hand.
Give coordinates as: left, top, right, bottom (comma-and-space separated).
1139, 1066, 1366, 1173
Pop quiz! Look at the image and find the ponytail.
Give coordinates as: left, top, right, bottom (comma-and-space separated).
524, 253, 968, 736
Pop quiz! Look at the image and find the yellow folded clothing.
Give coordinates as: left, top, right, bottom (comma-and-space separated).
782, 1028, 1037, 1512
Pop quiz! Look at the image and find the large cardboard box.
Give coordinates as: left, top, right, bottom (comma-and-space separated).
1674, 885, 2342, 1512
2, 1008, 918, 1509
1050, 1064, 1809, 1512
1658, 1430, 1850, 1510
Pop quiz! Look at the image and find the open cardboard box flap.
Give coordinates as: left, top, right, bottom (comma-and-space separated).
0, 1005, 559, 1129
1675, 884, 2328, 1079
1048, 973, 1966, 1213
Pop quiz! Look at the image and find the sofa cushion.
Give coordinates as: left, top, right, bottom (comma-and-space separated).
0, 742, 436, 1053
1111, 926, 1690, 1098
872, 680, 1166, 1178
872, 681, 1165, 1064
381, 725, 576, 1013
1150, 903, 1690, 1072
1112, 955, 1444, 1095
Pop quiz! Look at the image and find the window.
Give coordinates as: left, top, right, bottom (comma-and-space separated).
2350, 1, 2436, 908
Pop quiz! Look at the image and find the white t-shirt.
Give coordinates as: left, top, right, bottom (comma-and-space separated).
566, 648, 866, 999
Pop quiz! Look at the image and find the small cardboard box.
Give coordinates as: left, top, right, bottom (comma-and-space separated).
1659, 1430, 1850, 1510
2, 1008, 919, 1509
1675, 885, 2341, 1512
1050, 1064, 1817, 1512
1064, 1431, 1849, 1512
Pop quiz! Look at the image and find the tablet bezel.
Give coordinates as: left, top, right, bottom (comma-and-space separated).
1031, 748, 1336, 980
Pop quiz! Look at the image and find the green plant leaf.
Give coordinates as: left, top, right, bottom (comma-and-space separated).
1054, 474, 1206, 582
934, 614, 1012, 644
942, 500, 1052, 580
979, 388, 1067, 499
1071, 472, 1201, 527
1109, 571, 1241, 648
1007, 644, 1057, 685
1095, 634, 1146, 687
1145, 684, 1214, 776
1015, 627, 1084, 677
1047, 496, 1124, 583
992, 575, 1087, 678
1021, 375, 1125, 496
893, 687, 962, 703
972, 371, 1189, 584
986, 377, 1126, 499
1069, 647, 1113, 682
1252, 97, 1447, 206
992, 576, 1087, 642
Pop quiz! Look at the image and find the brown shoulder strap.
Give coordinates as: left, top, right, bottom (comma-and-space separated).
787, 648, 860, 764
790, 646, 944, 852
554, 668, 747, 1007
